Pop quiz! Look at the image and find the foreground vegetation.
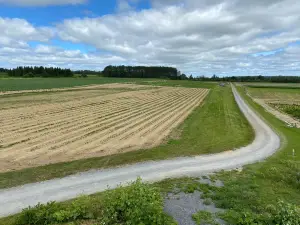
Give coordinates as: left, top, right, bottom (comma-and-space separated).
0, 83, 253, 189
0, 179, 176, 225
1, 175, 299, 225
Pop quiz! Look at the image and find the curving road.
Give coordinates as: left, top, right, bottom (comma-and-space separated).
0, 85, 281, 217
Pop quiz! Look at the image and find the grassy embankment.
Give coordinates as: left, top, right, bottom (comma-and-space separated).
0, 80, 253, 189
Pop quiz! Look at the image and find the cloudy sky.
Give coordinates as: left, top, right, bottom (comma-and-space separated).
0, 0, 300, 76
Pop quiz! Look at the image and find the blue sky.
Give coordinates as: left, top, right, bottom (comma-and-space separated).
0, 0, 300, 76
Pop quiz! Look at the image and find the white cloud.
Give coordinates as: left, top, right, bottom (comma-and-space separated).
1, 0, 300, 75
0, 44, 126, 70
0, 18, 54, 48
55, 0, 300, 75
0, 0, 87, 7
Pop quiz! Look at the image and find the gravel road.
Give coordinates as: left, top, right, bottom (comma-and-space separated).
0, 85, 281, 217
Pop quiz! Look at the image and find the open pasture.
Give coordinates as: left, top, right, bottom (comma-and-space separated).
0, 83, 209, 172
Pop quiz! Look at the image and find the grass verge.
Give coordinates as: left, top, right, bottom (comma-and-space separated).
0, 84, 254, 189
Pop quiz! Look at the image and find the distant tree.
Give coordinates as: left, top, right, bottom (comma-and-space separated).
103, 65, 179, 79
23, 72, 34, 78
7, 66, 74, 78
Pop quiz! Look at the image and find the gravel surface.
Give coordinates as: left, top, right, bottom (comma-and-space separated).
164, 177, 225, 225
0, 85, 281, 217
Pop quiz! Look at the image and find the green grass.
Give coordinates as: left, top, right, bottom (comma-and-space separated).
192, 211, 218, 225
0, 77, 132, 91
155, 85, 300, 224
0, 72, 8, 78
243, 82, 300, 89
0, 85, 253, 189
247, 86, 300, 100
0, 77, 216, 91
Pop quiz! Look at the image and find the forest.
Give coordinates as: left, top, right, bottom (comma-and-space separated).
4, 66, 73, 77
102, 65, 180, 79
1, 66, 300, 82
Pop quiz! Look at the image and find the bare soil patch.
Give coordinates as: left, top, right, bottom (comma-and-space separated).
0, 84, 209, 172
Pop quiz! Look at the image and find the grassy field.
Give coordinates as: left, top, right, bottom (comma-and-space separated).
0, 77, 216, 91
0, 82, 253, 189
243, 82, 300, 88
247, 86, 300, 101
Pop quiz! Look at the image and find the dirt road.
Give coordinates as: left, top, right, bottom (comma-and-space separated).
0, 85, 281, 217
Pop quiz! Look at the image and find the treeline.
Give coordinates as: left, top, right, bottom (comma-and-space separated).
0, 68, 9, 73
195, 75, 300, 83
6, 66, 73, 77
103, 65, 182, 79
73, 70, 102, 76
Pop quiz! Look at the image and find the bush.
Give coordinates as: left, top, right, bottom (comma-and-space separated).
15, 197, 93, 225
273, 201, 300, 225
15, 202, 60, 225
101, 178, 173, 225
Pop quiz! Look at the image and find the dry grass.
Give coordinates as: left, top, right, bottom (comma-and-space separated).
0, 84, 209, 172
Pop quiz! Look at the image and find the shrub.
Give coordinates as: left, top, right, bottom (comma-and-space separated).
273, 201, 300, 225
101, 178, 173, 225
15, 197, 93, 225
15, 202, 60, 225
192, 211, 218, 225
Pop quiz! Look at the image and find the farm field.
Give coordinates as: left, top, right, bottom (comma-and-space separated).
0, 83, 209, 172
243, 82, 300, 88
1, 83, 299, 225
245, 85, 300, 128
0, 80, 253, 188
0, 77, 216, 92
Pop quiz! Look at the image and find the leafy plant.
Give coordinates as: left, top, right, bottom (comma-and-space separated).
192, 211, 218, 225
101, 178, 174, 225
273, 201, 300, 225
15, 196, 93, 225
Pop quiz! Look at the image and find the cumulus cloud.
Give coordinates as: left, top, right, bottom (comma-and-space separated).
55, 0, 300, 75
0, 43, 126, 70
0, 17, 54, 48
1, 0, 300, 75
0, 0, 87, 7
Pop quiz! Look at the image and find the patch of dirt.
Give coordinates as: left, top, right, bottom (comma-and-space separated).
0, 85, 209, 172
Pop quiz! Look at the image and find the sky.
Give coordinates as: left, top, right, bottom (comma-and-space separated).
0, 0, 300, 76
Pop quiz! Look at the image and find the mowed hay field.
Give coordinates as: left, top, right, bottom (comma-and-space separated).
0, 83, 209, 172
